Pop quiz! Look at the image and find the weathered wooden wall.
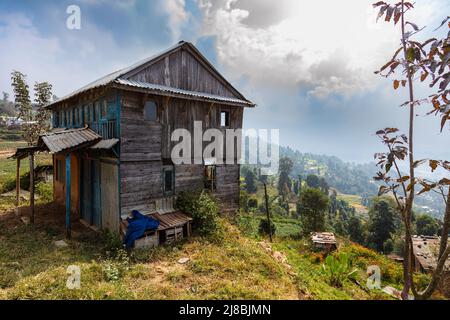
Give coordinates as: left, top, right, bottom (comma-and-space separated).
128, 48, 239, 99
120, 91, 164, 214
100, 159, 120, 232
119, 89, 243, 215
53, 153, 80, 220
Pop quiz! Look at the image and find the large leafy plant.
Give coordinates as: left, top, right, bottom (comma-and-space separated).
321, 252, 358, 288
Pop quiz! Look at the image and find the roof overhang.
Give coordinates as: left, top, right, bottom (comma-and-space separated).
37, 127, 102, 154
44, 41, 255, 110
112, 79, 255, 107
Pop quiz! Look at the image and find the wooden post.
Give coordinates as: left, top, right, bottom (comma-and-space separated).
65, 153, 71, 239
29, 152, 35, 224
16, 158, 20, 210
264, 182, 272, 242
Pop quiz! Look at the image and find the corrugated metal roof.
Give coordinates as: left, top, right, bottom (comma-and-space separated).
38, 127, 101, 154
311, 232, 337, 244
89, 138, 119, 150
412, 235, 450, 272
151, 211, 193, 231
113, 79, 255, 106
46, 41, 255, 108
45, 42, 186, 109
9, 146, 40, 160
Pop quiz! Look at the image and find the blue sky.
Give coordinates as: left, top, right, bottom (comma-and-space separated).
0, 0, 449, 163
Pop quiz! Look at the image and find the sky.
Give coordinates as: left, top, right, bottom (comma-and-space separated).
0, 0, 449, 163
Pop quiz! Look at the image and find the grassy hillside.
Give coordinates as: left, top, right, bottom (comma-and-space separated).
0, 214, 298, 300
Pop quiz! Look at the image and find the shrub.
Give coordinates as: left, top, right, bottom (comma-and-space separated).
35, 182, 52, 203
101, 248, 129, 282
321, 252, 358, 288
177, 190, 223, 242
258, 219, 276, 237
248, 197, 258, 209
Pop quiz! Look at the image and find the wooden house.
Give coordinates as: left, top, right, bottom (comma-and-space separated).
311, 232, 338, 253
13, 41, 255, 241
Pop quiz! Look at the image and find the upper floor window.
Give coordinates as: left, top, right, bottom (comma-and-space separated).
144, 101, 157, 121
101, 100, 107, 120
220, 109, 230, 128
204, 165, 216, 191
163, 165, 175, 196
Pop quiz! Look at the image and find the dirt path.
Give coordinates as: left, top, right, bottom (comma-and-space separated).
0, 149, 16, 159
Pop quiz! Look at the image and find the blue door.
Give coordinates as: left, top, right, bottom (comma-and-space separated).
91, 160, 102, 228
80, 159, 92, 224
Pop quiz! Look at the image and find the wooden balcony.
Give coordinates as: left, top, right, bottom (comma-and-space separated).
88, 121, 118, 139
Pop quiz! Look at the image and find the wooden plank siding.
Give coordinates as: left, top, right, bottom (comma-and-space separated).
128, 48, 238, 99
119, 87, 243, 215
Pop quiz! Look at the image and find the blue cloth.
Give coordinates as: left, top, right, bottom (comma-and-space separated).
123, 210, 160, 248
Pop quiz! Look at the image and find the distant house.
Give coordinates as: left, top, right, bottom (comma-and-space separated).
311, 232, 338, 252
412, 235, 450, 297
412, 235, 450, 273
12, 41, 255, 243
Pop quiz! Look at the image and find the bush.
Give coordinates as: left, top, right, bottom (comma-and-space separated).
258, 219, 276, 237
35, 182, 52, 203
177, 190, 223, 242
248, 197, 258, 209
321, 252, 358, 288
101, 248, 129, 282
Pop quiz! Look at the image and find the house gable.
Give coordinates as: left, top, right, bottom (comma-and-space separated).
123, 43, 244, 100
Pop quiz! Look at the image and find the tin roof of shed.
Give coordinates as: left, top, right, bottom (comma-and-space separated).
37, 127, 101, 154
412, 235, 450, 272
311, 232, 337, 244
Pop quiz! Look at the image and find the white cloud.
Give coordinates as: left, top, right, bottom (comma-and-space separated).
0, 12, 159, 100
160, 0, 189, 42
197, 0, 448, 98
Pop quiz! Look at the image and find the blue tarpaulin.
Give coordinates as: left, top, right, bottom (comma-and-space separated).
123, 210, 160, 248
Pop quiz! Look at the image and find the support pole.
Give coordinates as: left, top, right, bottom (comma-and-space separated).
16, 158, 20, 210
264, 182, 273, 242
65, 153, 71, 239
29, 152, 35, 224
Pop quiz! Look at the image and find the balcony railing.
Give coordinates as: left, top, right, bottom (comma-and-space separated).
88, 121, 118, 139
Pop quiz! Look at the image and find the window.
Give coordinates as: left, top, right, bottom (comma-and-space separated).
144, 101, 157, 121
204, 165, 216, 191
93, 102, 99, 122
220, 110, 230, 127
163, 165, 175, 196
101, 100, 107, 119
53, 112, 59, 128
56, 159, 64, 182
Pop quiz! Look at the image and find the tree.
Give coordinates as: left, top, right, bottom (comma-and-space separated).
306, 174, 320, 189
297, 187, 329, 235
319, 177, 329, 194
34, 81, 53, 134
348, 216, 365, 244
10, 71, 52, 145
2, 91, 9, 102
416, 215, 440, 236
366, 197, 397, 252
293, 179, 299, 195
244, 169, 257, 193
277, 157, 293, 197
372, 1, 450, 299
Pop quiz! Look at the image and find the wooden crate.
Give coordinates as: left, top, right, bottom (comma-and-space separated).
134, 232, 159, 249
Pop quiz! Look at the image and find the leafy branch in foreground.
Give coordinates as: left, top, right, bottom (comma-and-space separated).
373, 1, 450, 300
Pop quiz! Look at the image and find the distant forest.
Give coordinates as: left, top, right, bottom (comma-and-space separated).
280, 146, 378, 196
279, 146, 445, 219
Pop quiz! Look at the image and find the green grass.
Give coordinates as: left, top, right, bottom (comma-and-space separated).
337, 193, 368, 217
0, 218, 299, 300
